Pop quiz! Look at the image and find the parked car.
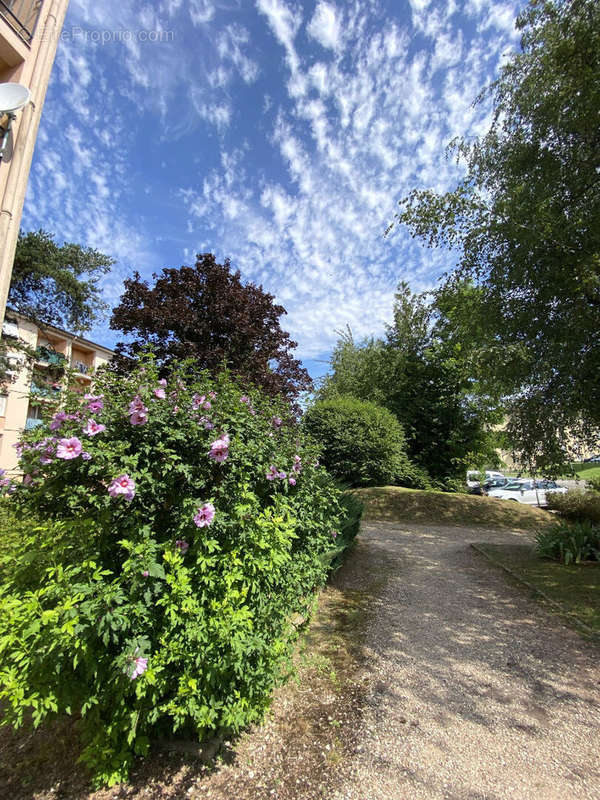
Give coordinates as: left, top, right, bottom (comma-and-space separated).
487, 479, 567, 507
469, 476, 511, 496
466, 470, 506, 489
583, 454, 600, 462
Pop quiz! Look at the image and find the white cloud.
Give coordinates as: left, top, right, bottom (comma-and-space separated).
256, 0, 303, 72
307, 2, 343, 52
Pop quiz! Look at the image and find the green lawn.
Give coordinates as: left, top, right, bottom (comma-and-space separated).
571, 462, 600, 481
474, 542, 600, 635
354, 486, 552, 530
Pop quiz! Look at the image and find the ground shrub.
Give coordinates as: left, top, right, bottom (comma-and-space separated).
586, 476, 600, 493
546, 488, 600, 524
303, 396, 421, 488
0, 356, 354, 786
536, 521, 600, 565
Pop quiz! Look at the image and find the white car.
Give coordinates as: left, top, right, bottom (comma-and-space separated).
487, 479, 567, 507
466, 470, 506, 488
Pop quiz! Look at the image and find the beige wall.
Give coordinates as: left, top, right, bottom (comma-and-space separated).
0, 312, 113, 474
0, 0, 70, 324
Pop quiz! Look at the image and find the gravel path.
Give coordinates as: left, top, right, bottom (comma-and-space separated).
334, 521, 600, 800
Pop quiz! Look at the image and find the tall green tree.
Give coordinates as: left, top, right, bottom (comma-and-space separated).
392, 0, 600, 472
317, 283, 501, 484
9, 230, 114, 332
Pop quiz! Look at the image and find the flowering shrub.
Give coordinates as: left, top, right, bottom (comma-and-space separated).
0, 356, 358, 786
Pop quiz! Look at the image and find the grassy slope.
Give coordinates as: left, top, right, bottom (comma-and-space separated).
354, 486, 552, 530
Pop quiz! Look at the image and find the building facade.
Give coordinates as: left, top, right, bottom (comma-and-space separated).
1, 0, 70, 323
0, 311, 113, 474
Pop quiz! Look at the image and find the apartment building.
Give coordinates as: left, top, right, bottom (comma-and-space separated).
0, 310, 113, 473
1, 0, 70, 322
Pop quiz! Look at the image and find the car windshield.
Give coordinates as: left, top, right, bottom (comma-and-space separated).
503, 481, 533, 491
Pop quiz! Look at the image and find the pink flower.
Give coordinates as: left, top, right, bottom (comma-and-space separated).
208, 391, 217, 400
153, 387, 166, 399
292, 455, 302, 473
128, 395, 146, 414
209, 434, 230, 463
84, 418, 106, 436
175, 539, 189, 554
22, 474, 33, 486
289, 477, 296, 486
142, 570, 149, 577
50, 411, 68, 431
331, 530, 338, 540
203, 401, 211, 410
56, 437, 83, 460
81, 452, 92, 461
272, 416, 283, 429
266, 465, 279, 481
130, 410, 148, 425
108, 474, 135, 501
158, 378, 167, 387
130, 656, 148, 680
240, 395, 250, 404
193, 502, 215, 528
204, 421, 214, 430
85, 394, 104, 413
192, 393, 205, 410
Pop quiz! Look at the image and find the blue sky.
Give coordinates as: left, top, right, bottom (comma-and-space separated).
22, 0, 521, 381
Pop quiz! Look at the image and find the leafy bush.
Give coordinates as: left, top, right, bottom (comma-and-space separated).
546, 489, 600, 524
586, 475, 600, 493
0, 356, 354, 786
303, 396, 421, 488
536, 521, 600, 565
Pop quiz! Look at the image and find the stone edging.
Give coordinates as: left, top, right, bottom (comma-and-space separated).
469, 542, 600, 641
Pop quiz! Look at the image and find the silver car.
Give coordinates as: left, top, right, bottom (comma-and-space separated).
487, 479, 567, 507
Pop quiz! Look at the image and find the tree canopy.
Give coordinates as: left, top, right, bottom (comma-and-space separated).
393, 0, 600, 471
110, 253, 312, 403
317, 283, 501, 484
10, 230, 114, 332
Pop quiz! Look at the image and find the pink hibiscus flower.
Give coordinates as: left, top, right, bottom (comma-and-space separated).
108, 474, 135, 501
84, 418, 106, 436
85, 394, 104, 413
175, 539, 189, 554
209, 434, 230, 463
153, 387, 166, 399
50, 411, 68, 431
130, 410, 148, 425
56, 437, 83, 460
193, 502, 215, 528
130, 656, 148, 680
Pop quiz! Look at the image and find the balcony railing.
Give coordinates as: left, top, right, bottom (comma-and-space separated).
72, 359, 92, 375
0, 0, 43, 44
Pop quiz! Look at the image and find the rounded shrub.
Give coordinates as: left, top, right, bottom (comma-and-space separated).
303, 396, 419, 487
0, 356, 354, 786
546, 488, 600, 524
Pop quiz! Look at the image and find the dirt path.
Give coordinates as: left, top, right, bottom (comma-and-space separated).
333, 521, 600, 800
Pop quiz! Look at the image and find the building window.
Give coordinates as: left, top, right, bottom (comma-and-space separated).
0, 0, 43, 44
25, 402, 44, 430
0, 395, 6, 417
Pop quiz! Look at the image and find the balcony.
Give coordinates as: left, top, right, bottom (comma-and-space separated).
30, 379, 60, 399
35, 345, 67, 367
0, 0, 43, 44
